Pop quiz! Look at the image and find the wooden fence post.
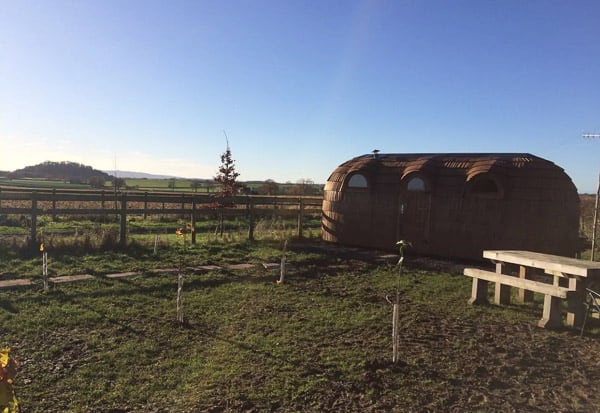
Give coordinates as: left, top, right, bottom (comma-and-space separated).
51, 188, 57, 221
30, 192, 38, 244
247, 199, 255, 241
181, 193, 185, 219
143, 192, 148, 220
297, 198, 304, 238
191, 200, 196, 244
119, 193, 127, 247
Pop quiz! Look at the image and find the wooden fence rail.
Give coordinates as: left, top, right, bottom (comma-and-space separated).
0, 188, 322, 246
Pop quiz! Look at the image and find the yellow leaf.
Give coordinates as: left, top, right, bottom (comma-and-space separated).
0, 349, 8, 369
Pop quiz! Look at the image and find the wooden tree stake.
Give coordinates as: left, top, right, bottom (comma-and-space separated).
278, 239, 288, 284
42, 251, 49, 292
390, 240, 411, 364
176, 271, 184, 324
392, 303, 400, 363
153, 234, 160, 255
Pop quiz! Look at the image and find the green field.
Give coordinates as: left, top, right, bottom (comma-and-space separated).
120, 178, 217, 192
0, 177, 323, 195
0, 177, 215, 192
0, 178, 91, 190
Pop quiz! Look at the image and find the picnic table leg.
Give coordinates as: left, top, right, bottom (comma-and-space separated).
469, 278, 489, 305
518, 265, 534, 303
566, 278, 585, 328
494, 263, 511, 305
538, 294, 563, 329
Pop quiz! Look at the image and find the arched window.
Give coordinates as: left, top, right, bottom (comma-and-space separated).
467, 175, 503, 198
347, 174, 368, 188
407, 177, 426, 191
470, 177, 498, 194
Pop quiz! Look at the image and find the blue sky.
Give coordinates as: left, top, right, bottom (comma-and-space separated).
1, 0, 599, 192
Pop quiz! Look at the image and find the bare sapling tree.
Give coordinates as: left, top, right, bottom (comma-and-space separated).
213, 132, 240, 236
386, 240, 411, 363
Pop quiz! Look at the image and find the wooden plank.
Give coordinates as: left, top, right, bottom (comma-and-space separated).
0, 208, 34, 214
0, 191, 322, 206
544, 269, 569, 278
469, 277, 489, 305
40, 208, 113, 215
495, 262, 511, 305
36, 193, 105, 202
0, 279, 34, 288
566, 277, 585, 327
464, 268, 570, 298
49, 274, 94, 283
0, 192, 38, 200
483, 250, 600, 278
539, 295, 563, 328
519, 265, 534, 303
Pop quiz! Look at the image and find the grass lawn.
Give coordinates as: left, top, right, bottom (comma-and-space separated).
1, 241, 600, 412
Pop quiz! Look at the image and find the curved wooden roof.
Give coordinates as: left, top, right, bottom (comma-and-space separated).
328, 153, 566, 183
324, 153, 578, 196
343, 153, 547, 170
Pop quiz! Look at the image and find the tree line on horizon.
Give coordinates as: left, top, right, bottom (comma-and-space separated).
6, 161, 112, 187
2, 160, 322, 195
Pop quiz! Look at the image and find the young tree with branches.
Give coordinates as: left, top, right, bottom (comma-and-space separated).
213, 136, 240, 235
214, 140, 240, 201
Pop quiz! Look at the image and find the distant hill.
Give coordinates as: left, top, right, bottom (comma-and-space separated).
102, 170, 180, 179
9, 161, 113, 184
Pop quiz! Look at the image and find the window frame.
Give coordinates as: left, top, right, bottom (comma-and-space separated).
401, 173, 431, 193
345, 173, 369, 189
466, 174, 504, 199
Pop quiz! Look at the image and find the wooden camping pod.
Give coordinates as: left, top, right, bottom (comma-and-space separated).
321, 153, 580, 260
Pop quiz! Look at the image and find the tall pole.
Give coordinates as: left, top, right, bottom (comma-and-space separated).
590, 166, 600, 261
584, 133, 600, 261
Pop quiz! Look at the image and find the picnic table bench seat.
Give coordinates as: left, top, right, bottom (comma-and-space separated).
464, 250, 600, 329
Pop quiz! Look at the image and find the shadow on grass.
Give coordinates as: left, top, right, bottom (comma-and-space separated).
0, 298, 18, 313
48, 289, 146, 336
9, 268, 279, 313
186, 317, 454, 391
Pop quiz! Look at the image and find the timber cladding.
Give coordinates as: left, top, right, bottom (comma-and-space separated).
322, 153, 580, 260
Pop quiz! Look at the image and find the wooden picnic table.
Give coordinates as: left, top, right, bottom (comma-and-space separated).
464, 250, 600, 329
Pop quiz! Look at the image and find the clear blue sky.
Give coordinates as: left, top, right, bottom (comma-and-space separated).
1, 0, 599, 192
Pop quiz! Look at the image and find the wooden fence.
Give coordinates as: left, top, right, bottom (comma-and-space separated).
0, 188, 323, 246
